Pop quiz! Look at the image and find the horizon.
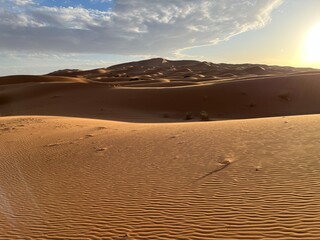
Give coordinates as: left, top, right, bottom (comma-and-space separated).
1, 57, 320, 77
50, 57, 318, 73
2, 3, 320, 239
1, 0, 320, 76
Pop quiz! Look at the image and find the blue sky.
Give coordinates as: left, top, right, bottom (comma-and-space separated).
0, 0, 320, 76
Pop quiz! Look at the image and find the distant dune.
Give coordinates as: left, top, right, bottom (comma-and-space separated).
1, 58, 320, 239
1, 58, 320, 120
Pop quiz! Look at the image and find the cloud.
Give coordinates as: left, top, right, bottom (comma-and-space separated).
10, 0, 34, 6
0, 0, 34, 7
0, 0, 282, 56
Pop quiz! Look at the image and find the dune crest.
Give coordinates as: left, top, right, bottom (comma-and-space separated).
1, 58, 320, 121
1, 58, 320, 239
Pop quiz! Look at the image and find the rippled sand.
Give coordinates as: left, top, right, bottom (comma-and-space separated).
1, 115, 320, 239
1, 58, 320, 239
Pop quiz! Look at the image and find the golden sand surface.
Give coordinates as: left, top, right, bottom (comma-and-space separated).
0, 58, 320, 239
1, 115, 320, 239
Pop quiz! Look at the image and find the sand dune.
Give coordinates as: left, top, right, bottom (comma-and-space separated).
0, 75, 88, 85
47, 58, 314, 86
1, 58, 320, 239
1, 115, 320, 239
1, 59, 320, 120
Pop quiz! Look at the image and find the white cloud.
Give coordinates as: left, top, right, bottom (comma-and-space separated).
2, 0, 34, 6
0, 0, 283, 56
15, 0, 34, 5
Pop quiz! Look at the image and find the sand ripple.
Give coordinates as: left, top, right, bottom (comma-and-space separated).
0, 116, 320, 239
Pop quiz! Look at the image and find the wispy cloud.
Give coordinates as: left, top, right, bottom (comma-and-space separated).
10, 0, 34, 6
0, 0, 282, 56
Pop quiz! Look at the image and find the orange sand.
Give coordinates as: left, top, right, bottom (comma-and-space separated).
0, 58, 320, 239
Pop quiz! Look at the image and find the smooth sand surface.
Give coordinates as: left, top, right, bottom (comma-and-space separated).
1, 58, 320, 239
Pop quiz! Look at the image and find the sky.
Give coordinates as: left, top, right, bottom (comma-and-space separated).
1, 0, 320, 76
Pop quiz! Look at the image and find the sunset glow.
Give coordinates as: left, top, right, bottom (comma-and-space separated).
304, 23, 320, 64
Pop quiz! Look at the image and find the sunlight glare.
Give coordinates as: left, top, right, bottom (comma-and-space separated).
304, 23, 320, 64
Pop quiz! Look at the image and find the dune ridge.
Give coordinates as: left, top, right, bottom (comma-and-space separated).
47, 58, 316, 88
1, 58, 320, 120
1, 58, 320, 239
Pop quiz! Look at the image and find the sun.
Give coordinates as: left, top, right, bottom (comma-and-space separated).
304, 23, 320, 64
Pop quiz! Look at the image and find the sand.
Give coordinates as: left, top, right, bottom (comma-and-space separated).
0, 58, 320, 239
2, 58, 320, 120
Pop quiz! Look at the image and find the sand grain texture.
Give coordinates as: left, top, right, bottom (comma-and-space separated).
1, 116, 320, 239
1, 58, 320, 239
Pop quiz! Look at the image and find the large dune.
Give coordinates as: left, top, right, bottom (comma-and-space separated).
1, 58, 320, 121
1, 58, 320, 239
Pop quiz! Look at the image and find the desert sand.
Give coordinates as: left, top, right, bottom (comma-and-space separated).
0, 58, 320, 239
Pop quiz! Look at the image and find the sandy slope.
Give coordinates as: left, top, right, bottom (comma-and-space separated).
1, 59, 320, 120
1, 58, 320, 239
1, 115, 320, 239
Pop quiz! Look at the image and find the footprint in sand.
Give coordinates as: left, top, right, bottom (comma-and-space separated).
45, 143, 61, 147
95, 147, 108, 152
45, 142, 73, 147
94, 127, 107, 131
85, 134, 94, 138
